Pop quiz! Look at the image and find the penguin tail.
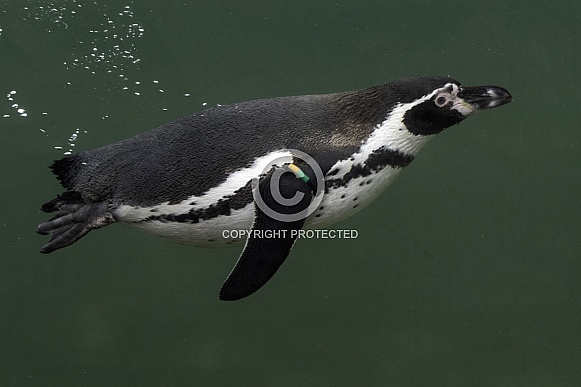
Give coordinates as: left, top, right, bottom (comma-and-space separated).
37, 191, 116, 253
50, 155, 83, 190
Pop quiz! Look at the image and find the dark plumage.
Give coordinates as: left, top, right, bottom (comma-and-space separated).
37, 76, 512, 300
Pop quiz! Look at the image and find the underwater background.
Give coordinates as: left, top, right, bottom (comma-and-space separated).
1, 1, 579, 385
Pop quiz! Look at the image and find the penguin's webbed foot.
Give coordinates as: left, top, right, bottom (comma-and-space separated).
38, 193, 116, 253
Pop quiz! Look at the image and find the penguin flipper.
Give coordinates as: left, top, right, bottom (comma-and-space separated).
37, 192, 116, 253
219, 166, 315, 301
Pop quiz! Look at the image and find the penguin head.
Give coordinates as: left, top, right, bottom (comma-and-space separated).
400, 77, 512, 136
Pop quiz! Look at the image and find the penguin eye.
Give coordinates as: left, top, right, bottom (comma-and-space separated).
435, 95, 449, 107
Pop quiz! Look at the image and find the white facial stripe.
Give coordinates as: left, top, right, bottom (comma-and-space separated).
328, 89, 440, 180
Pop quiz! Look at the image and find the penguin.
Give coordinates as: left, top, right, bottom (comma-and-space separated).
37, 76, 512, 301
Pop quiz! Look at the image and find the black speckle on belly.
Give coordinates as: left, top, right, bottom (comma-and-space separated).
327, 147, 413, 189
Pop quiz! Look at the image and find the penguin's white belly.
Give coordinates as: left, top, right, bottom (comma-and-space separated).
115, 164, 403, 248
306, 165, 403, 229
119, 204, 254, 248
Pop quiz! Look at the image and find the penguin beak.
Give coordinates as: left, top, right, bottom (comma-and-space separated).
458, 86, 512, 111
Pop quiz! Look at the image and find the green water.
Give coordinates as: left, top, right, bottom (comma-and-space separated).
1, 1, 580, 385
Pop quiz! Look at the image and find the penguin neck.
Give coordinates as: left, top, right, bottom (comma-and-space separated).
372, 101, 434, 157
358, 99, 436, 165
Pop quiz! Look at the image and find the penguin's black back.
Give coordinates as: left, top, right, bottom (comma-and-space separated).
51, 77, 455, 206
